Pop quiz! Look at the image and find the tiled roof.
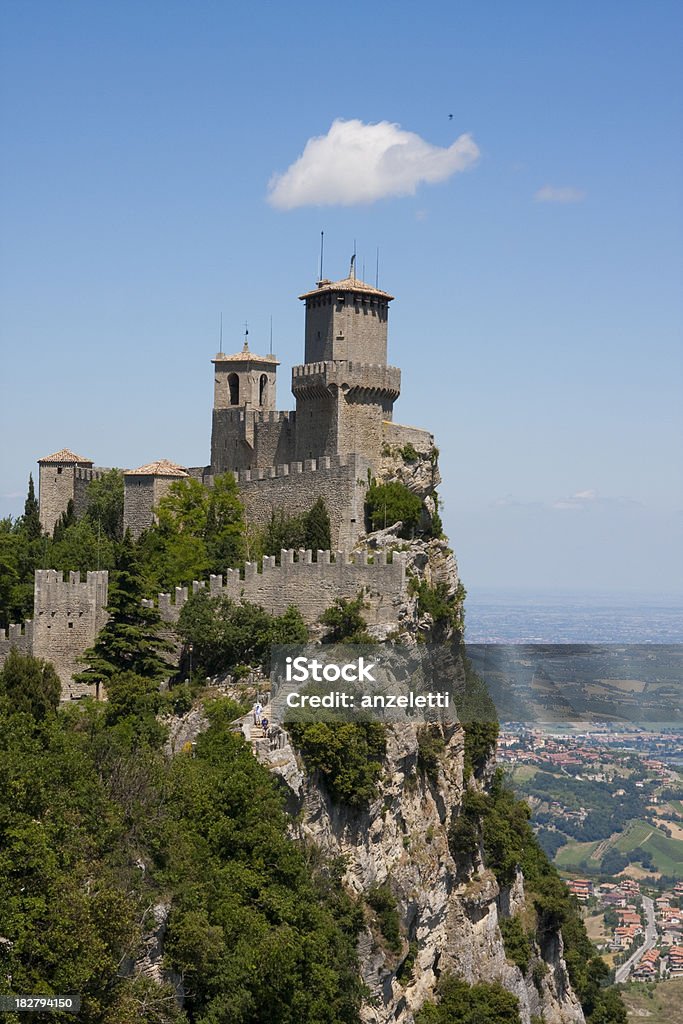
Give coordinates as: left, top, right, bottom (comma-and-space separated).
299, 276, 394, 301
124, 459, 188, 477
38, 448, 93, 464
214, 341, 278, 364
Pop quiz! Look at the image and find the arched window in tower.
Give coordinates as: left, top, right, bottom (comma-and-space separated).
228, 373, 240, 406
259, 374, 268, 406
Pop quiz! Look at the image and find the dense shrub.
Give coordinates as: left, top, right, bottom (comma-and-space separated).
365, 480, 422, 537
366, 883, 402, 954
319, 591, 372, 643
417, 725, 446, 782
286, 720, 386, 808
416, 975, 521, 1024
499, 915, 532, 973
177, 588, 308, 676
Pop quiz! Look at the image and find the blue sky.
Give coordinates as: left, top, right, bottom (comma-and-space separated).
1, 1, 681, 596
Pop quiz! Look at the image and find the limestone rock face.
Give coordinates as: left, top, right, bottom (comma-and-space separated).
252, 716, 585, 1024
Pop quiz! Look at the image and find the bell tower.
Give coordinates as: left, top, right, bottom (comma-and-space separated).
212, 337, 278, 413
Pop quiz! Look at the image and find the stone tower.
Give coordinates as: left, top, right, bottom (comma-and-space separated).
292, 270, 401, 463
212, 338, 279, 414
123, 459, 189, 539
210, 338, 287, 474
38, 448, 94, 535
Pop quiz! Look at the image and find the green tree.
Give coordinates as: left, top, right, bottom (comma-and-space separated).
285, 720, 386, 807
365, 480, 422, 538
203, 472, 246, 572
177, 589, 308, 676
49, 515, 116, 574
0, 648, 61, 720
416, 975, 521, 1024
140, 473, 245, 589
257, 497, 332, 557
77, 536, 170, 684
52, 498, 75, 541
303, 497, 332, 551
84, 468, 124, 542
23, 474, 41, 541
320, 592, 372, 643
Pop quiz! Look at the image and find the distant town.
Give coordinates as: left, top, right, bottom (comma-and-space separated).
499, 722, 683, 992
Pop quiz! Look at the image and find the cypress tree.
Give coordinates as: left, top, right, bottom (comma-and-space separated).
23, 474, 41, 541
303, 497, 331, 552
77, 534, 170, 684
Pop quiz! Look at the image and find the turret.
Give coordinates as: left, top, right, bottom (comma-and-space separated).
299, 263, 394, 365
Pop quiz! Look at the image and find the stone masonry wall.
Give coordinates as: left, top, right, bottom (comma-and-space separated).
381, 420, 435, 453
233, 454, 371, 549
211, 409, 296, 474
38, 463, 78, 536
144, 548, 407, 628
0, 620, 34, 664
32, 570, 109, 697
123, 477, 157, 539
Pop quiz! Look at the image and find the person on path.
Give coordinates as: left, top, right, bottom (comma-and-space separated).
261, 715, 269, 737
253, 701, 263, 726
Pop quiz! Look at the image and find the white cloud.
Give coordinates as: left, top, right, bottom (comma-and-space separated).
267, 119, 480, 209
551, 489, 640, 511
534, 185, 586, 204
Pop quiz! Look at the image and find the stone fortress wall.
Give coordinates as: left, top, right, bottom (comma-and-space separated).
229, 453, 371, 551
0, 552, 407, 697
143, 548, 407, 628
16, 267, 437, 692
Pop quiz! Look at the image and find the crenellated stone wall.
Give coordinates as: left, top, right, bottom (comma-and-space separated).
143, 547, 407, 627
0, 620, 34, 663
32, 570, 109, 697
230, 453, 372, 549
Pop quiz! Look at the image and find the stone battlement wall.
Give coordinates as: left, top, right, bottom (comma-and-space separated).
232, 451, 359, 484
213, 409, 296, 427
0, 570, 109, 698
210, 407, 297, 474
381, 421, 435, 452
33, 570, 109, 696
234, 453, 372, 549
143, 547, 407, 627
291, 360, 401, 396
0, 620, 33, 663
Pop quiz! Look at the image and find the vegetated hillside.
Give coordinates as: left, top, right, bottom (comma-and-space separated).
0, 654, 363, 1024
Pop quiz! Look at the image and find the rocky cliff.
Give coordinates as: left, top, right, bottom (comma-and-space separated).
247, 485, 587, 1024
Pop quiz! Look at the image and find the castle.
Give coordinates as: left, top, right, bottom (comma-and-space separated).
2, 267, 437, 695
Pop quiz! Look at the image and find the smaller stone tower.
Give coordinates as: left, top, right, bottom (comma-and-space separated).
210, 338, 288, 474
212, 338, 279, 413
38, 448, 94, 535
123, 459, 189, 539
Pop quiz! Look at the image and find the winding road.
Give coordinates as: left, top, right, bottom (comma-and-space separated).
614, 895, 657, 984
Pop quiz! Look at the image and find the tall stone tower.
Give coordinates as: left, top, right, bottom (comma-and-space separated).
292, 268, 401, 463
